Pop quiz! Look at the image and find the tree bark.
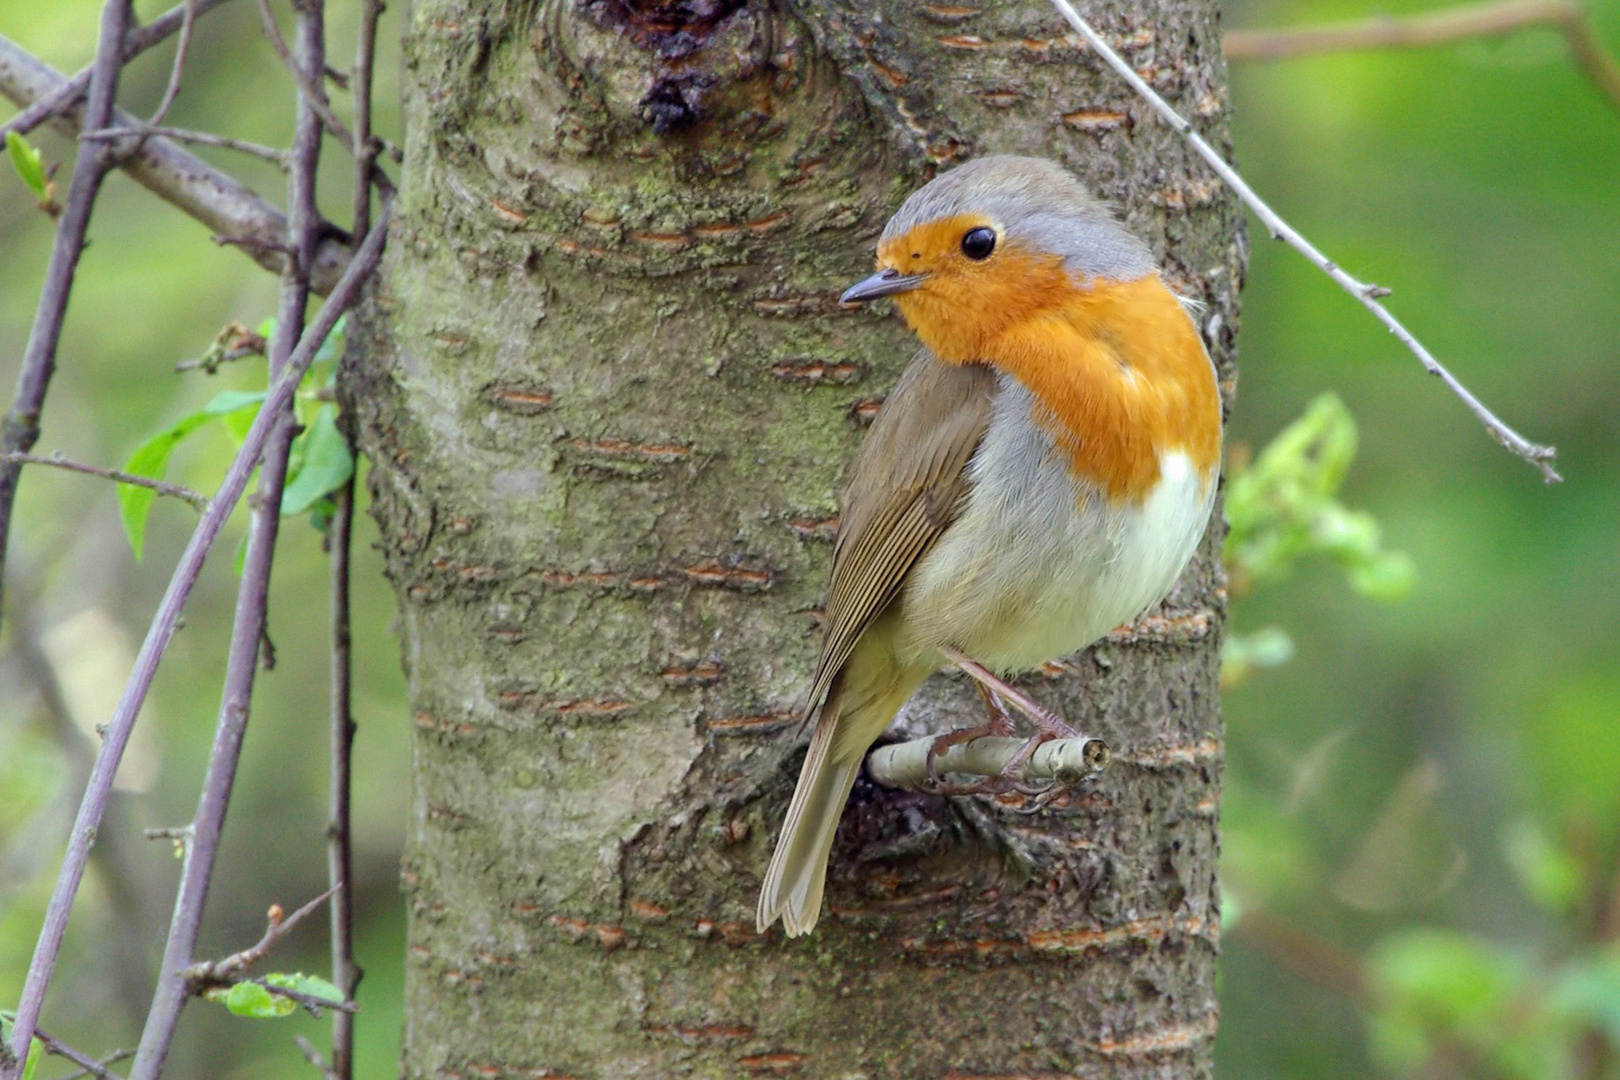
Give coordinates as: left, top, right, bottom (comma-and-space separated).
352, 0, 1244, 1075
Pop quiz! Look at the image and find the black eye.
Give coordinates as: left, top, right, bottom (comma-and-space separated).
960, 227, 996, 260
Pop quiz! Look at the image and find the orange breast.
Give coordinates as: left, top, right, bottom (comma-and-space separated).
921, 273, 1220, 502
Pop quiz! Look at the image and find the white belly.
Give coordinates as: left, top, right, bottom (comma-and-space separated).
898, 375, 1217, 673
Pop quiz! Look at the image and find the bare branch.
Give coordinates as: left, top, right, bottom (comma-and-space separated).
326, 4, 382, 1073
1, 451, 208, 510
0, 35, 352, 292
81, 124, 286, 168
187, 889, 338, 982
0, 0, 233, 141
868, 735, 1111, 791
32, 1029, 129, 1080
1047, 0, 1562, 483
0, 19, 136, 1046
143, 0, 196, 130
57, 1049, 134, 1080
133, 0, 332, 1068
1, 201, 389, 1080
1224, 0, 1620, 112
254, 0, 402, 180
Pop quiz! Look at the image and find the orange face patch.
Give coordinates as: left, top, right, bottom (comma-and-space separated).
873, 220, 1219, 501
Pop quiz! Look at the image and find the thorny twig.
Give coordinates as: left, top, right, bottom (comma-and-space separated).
1223, 0, 1620, 112
133, 0, 331, 1068
1, 200, 390, 1080
1047, 0, 1562, 483
1, 452, 208, 510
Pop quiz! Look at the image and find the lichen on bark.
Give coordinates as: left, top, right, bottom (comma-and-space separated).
351, 0, 1245, 1075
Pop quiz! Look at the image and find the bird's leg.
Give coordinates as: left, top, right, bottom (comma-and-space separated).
925, 647, 1082, 797
940, 647, 1079, 740
925, 678, 1016, 786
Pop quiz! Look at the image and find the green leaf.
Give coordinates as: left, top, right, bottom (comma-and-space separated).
266, 971, 345, 1006
6, 132, 46, 200
1501, 817, 1584, 914
21, 1036, 39, 1080
215, 981, 296, 1018
281, 405, 353, 515
119, 412, 212, 559
1224, 393, 1414, 601
1366, 929, 1524, 1072
203, 389, 267, 445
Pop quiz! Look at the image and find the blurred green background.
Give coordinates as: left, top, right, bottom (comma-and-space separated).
1, 0, 1616, 1076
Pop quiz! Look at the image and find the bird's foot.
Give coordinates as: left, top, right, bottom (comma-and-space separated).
921, 647, 1091, 802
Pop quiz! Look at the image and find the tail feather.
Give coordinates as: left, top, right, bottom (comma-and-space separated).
755, 720, 865, 936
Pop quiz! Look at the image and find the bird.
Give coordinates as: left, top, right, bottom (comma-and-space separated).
755, 155, 1223, 937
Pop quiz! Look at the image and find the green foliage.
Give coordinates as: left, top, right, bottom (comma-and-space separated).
203, 973, 344, 1019
116, 317, 352, 559
5, 132, 46, 203
1224, 393, 1415, 602
1221, 625, 1295, 688
210, 981, 296, 1019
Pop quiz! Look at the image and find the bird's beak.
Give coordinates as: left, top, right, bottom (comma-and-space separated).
840, 268, 927, 305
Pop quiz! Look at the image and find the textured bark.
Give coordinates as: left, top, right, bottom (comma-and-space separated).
352, 0, 1244, 1075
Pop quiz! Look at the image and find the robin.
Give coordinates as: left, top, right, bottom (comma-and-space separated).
756, 155, 1223, 937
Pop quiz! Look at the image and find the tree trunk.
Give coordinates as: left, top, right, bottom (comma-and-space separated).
352, 0, 1243, 1075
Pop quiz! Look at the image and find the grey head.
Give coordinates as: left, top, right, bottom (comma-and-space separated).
881, 155, 1157, 283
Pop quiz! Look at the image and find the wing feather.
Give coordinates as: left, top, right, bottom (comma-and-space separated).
803, 352, 997, 716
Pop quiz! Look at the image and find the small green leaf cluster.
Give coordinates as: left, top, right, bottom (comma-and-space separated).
1367, 929, 1620, 1078
117, 317, 354, 560
202, 973, 345, 1019
5, 131, 57, 215
1225, 392, 1416, 602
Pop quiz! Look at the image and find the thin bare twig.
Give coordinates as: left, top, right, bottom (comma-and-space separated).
1223, 0, 1620, 112
1, 0, 134, 1044
325, 3, 381, 1073
81, 124, 286, 168
293, 1035, 334, 1078
132, 1, 329, 1069
32, 1029, 128, 1080
1, 451, 208, 510
254, 0, 401, 172
1047, 0, 1561, 483
245, 978, 358, 1016
0, 0, 233, 141
186, 889, 338, 982
143, 0, 196, 130
1, 200, 389, 1080
174, 321, 269, 373
0, 36, 352, 292
253, 0, 352, 150
57, 1049, 134, 1080
0, 0, 133, 669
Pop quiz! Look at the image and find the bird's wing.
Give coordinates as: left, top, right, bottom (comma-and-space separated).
803, 351, 998, 717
